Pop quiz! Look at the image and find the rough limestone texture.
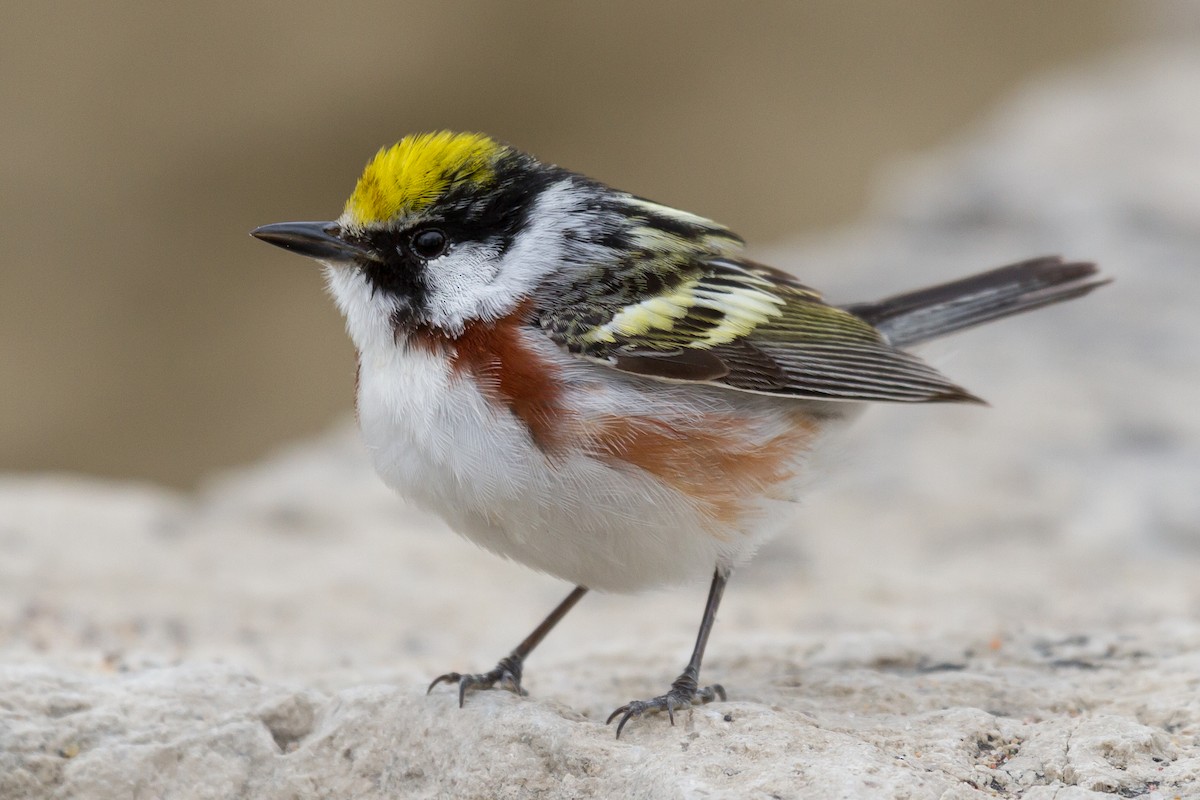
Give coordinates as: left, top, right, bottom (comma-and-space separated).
3, 45, 1200, 800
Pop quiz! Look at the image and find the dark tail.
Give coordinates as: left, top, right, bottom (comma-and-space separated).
843, 256, 1109, 348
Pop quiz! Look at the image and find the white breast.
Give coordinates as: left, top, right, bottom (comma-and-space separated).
355, 344, 789, 592
326, 262, 808, 592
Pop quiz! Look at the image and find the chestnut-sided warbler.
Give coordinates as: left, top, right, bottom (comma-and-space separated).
252, 131, 1107, 737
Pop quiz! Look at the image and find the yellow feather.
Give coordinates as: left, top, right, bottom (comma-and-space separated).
630, 226, 687, 252
625, 197, 719, 228
583, 282, 698, 343
695, 316, 764, 346
691, 286, 784, 345
701, 288, 783, 317
615, 307, 676, 334
342, 132, 506, 227
640, 297, 691, 319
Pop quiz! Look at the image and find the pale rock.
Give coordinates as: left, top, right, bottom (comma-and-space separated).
4, 43, 1200, 799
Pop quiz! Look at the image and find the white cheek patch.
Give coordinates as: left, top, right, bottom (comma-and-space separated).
421, 179, 619, 330
421, 244, 504, 332
493, 179, 615, 282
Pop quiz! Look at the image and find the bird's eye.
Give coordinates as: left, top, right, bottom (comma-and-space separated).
409, 228, 448, 259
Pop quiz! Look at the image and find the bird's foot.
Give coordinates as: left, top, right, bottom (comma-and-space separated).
606, 671, 725, 738
427, 654, 525, 707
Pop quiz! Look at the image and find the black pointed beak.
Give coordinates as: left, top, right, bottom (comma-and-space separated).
250, 221, 376, 263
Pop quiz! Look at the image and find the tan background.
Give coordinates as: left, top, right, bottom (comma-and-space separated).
0, 1, 1172, 487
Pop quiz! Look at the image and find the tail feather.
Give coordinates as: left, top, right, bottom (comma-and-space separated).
843, 256, 1109, 348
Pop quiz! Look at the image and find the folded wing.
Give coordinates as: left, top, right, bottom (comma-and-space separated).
539, 257, 981, 404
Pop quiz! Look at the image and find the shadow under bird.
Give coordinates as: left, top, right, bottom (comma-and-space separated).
252, 132, 1108, 737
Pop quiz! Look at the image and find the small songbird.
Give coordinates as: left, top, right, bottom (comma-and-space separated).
252, 131, 1107, 737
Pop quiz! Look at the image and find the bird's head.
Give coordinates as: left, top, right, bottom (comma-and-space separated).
252, 131, 740, 353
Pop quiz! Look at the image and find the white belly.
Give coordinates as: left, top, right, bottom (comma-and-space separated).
355, 346, 785, 592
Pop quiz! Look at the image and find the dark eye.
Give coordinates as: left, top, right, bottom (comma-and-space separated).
409, 228, 448, 259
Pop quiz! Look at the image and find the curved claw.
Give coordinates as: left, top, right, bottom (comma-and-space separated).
425, 657, 525, 708
607, 703, 640, 739
425, 671, 476, 707
606, 683, 726, 739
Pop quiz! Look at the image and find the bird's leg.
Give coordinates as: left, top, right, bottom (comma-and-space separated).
428, 585, 588, 707
607, 567, 729, 738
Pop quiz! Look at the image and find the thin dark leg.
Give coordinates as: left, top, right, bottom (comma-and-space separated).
683, 566, 729, 683
428, 585, 588, 707
607, 567, 730, 738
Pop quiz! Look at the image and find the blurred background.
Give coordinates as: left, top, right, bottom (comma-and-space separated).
0, 1, 1189, 487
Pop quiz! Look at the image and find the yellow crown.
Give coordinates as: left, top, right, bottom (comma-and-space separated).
342, 132, 507, 227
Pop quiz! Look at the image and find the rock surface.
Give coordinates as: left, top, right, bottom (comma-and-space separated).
3, 45, 1199, 799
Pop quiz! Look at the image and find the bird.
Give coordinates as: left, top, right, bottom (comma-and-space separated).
251, 131, 1108, 737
